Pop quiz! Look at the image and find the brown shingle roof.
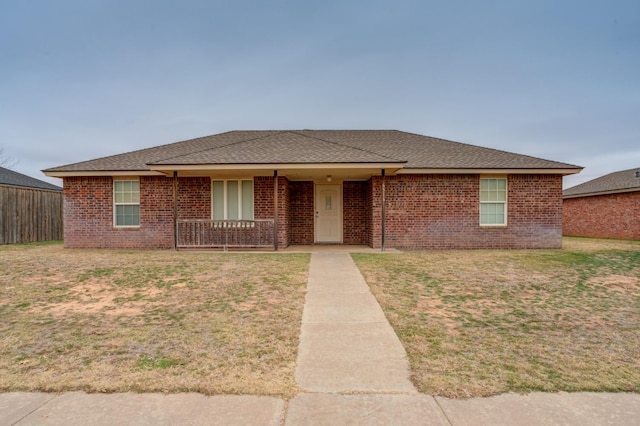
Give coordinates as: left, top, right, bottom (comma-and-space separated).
149, 131, 402, 165
44, 130, 581, 173
563, 168, 640, 197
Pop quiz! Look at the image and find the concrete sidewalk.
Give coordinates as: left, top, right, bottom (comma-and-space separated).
2, 251, 639, 425
3, 391, 639, 425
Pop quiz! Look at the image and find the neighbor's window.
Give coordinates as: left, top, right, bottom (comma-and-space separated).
480, 178, 507, 226
114, 180, 140, 226
212, 179, 254, 220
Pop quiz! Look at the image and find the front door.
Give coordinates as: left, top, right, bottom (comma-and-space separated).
315, 184, 342, 243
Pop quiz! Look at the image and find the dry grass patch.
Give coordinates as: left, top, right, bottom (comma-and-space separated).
353, 237, 640, 398
0, 242, 309, 398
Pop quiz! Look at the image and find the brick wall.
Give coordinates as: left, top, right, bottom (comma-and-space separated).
178, 177, 210, 220
63, 176, 174, 249
563, 191, 640, 240
253, 175, 289, 247
369, 174, 563, 249
367, 179, 377, 247
64, 173, 564, 250
284, 180, 370, 245
289, 181, 314, 244
278, 176, 290, 247
254, 176, 273, 220
343, 181, 368, 244
285, 180, 370, 245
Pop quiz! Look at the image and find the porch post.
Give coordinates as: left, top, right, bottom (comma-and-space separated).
173, 171, 178, 250
273, 170, 278, 251
381, 169, 386, 252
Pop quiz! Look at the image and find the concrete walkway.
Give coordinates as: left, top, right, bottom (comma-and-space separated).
2, 251, 639, 425
295, 252, 416, 393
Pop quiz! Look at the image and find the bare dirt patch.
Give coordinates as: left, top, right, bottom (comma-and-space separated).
0, 242, 309, 398
588, 274, 639, 292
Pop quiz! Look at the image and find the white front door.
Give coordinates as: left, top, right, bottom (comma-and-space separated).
315, 184, 342, 243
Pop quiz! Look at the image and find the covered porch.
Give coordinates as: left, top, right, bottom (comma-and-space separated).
157, 163, 403, 251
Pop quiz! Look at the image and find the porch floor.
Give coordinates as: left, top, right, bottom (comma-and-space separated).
281, 245, 400, 253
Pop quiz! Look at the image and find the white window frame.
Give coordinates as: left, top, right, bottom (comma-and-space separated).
113, 178, 140, 228
479, 177, 508, 226
211, 179, 254, 220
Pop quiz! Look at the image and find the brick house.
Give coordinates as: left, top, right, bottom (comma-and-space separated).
43, 130, 581, 250
563, 168, 640, 240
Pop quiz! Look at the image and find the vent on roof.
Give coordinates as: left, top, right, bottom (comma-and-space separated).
636, 169, 640, 178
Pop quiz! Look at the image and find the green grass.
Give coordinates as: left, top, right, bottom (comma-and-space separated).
0, 242, 309, 397
353, 237, 640, 398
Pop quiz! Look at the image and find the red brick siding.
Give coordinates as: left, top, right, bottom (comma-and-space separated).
178, 177, 210, 219
253, 176, 289, 247
507, 174, 563, 248
278, 176, 290, 247
343, 181, 368, 245
369, 174, 563, 249
367, 179, 377, 247
63, 176, 174, 249
64, 173, 564, 250
563, 191, 640, 240
254, 176, 273, 220
289, 181, 314, 244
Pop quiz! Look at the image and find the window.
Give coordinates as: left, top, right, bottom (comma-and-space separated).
212, 180, 254, 220
480, 178, 507, 226
114, 180, 140, 226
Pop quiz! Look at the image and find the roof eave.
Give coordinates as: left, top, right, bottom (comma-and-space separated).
43, 165, 582, 178
563, 187, 640, 198
397, 167, 583, 175
146, 162, 408, 174
43, 170, 164, 178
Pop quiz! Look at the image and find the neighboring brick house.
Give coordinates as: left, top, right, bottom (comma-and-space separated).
43, 130, 581, 250
563, 168, 640, 240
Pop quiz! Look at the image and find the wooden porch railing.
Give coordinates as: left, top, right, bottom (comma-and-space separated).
177, 219, 275, 249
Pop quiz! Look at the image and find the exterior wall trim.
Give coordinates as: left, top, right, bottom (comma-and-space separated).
148, 162, 406, 172
398, 168, 580, 175
564, 188, 640, 198
45, 171, 164, 178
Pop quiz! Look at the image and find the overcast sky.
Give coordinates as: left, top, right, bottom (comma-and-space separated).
1, 0, 638, 189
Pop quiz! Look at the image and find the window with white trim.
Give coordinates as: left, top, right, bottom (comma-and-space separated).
480, 178, 507, 226
114, 180, 140, 227
212, 180, 254, 220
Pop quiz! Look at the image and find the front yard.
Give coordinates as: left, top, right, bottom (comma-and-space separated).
2, 238, 638, 399
0, 243, 309, 398
353, 237, 640, 398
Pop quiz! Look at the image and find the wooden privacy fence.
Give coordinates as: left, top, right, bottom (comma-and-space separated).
0, 185, 63, 244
